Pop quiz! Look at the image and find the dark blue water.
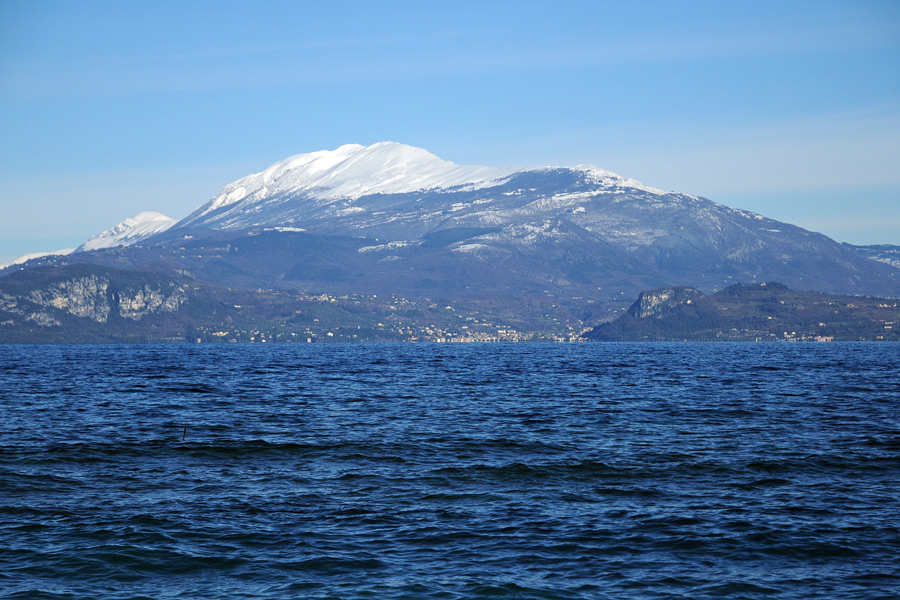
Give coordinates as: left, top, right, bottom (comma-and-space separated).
1, 343, 898, 599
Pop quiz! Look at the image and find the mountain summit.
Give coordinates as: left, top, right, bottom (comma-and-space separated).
174, 142, 669, 234
77, 211, 176, 252
178, 142, 518, 230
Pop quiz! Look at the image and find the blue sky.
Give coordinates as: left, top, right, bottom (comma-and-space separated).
1, 0, 899, 264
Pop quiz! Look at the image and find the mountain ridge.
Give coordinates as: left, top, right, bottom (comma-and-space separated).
586, 282, 900, 341
3, 143, 899, 332
77, 211, 177, 252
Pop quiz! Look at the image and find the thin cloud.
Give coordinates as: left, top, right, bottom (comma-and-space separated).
3, 11, 897, 99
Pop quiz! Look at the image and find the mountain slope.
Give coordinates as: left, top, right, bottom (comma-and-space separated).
586, 282, 900, 341
0, 248, 74, 270
153, 143, 900, 297
0, 263, 587, 342
5, 143, 900, 317
176, 142, 516, 231
77, 211, 176, 251
843, 243, 900, 269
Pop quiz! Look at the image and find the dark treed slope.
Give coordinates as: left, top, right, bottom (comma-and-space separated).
0, 263, 589, 342
586, 282, 900, 341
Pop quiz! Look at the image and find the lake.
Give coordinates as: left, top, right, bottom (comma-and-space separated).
1, 342, 898, 599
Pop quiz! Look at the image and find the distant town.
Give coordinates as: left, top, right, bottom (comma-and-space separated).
2, 264, 898, 343
189, 291, 589, 343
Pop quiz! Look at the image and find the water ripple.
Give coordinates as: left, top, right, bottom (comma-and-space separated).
1, 342, 898, 599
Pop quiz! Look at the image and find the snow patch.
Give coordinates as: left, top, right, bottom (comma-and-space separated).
333, 206, 367, 217
1, 248, 75, 270
358, 240, 418, 253
453, 243, 490, 253
575, 165, 665, 195
200, 142, 517, 216
77, 211, 176, 251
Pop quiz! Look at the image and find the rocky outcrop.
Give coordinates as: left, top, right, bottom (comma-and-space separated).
0, 292, 18, 312
628, 287, 706, 318
23, 274, 187, 324
587, 284, 725, 341
587, 281, 900, 341
24, 311, 61, 327
116, 285, 187, 320
0, 264, 206, 340
28, 275, 111, 322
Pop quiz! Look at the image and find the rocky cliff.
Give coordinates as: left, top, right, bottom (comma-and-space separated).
627, 287, 708, 318
587, 282, 900, 341
0, 264, 194, 340
24, 273, 187, 323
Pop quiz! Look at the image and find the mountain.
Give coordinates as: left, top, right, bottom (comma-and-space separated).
3, 142, 900, 340
0, 211, 175, 269
0, 248, 74, 270
176, 142, 516, 231
842, 243, 900, 269
586, 282, 900, 341
170, 142, 675, 238
0, 263, 193, 341
154, 142, 900, 299
0, 263, 581, 342
77, 211, 176, 251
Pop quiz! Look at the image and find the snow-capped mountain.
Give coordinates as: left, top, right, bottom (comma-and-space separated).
174, 141, 676, 235
0, 212, 174, 271
148, 143, 893, 297
77, 211, 176, 252
0, 248, 74, 270
162, 142, 781, 260
6, 142, 900, 301
176, 142, 519, 230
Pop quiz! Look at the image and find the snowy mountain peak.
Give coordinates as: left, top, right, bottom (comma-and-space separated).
77, 211, 176, 252
574, 165, 666, 195
172, 142, 677, 233
0, 248, 74, 270
201, 142, 518, 216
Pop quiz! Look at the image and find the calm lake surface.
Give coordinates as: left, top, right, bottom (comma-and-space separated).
1, 343, 898, 599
